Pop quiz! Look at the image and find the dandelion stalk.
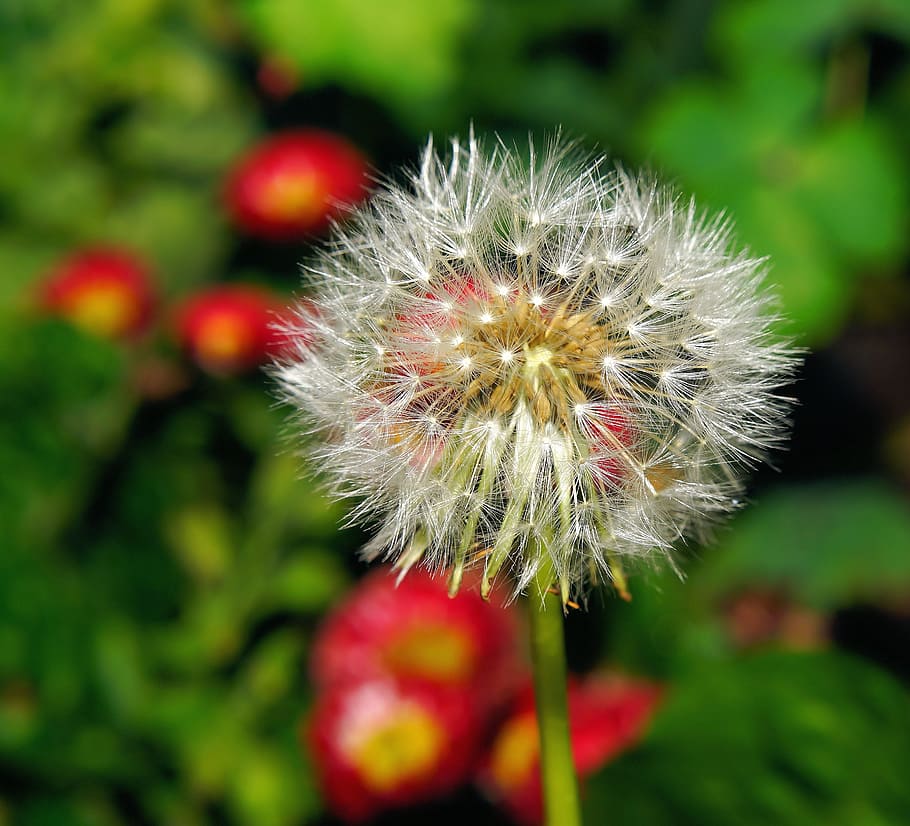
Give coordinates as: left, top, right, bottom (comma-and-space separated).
529, 558, 581, 826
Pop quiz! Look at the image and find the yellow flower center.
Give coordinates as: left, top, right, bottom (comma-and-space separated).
348, 704, 446, 792
523, 344, 554, 371
440, 292, 613, 428
259, 172, 324, 224
488, 712, 539, 790
68, 284, 137, 337
383, 625, 474, 682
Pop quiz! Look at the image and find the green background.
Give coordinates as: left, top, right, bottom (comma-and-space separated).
2, 1, 910, 824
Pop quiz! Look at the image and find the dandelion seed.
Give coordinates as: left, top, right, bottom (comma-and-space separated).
274, 133, 800, 604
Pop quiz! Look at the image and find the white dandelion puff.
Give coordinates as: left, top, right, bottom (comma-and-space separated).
274, 133, 800, 604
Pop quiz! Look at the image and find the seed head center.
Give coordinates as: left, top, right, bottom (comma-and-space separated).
524, 345, 554, 373
450, 293, 614, 427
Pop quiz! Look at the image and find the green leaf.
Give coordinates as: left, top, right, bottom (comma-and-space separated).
247, 450, 349, 539
697, 480, 910, 609
238, 0, 475, 111
165, 503, 235, 584
93, 621, 149, 725
228, 742, 318, 826
237, 631, 303, 708
0, 320, 129, 547
716, 0, 910, 67
98, 183, 228, 289
603, 566, 729, 679
109, 101, 257, 177
644, 67, 907, 342
266, 550, 349, 614
179, 705, 249, 798
645, 86, 753, 203
0, 234, 61, 309
7, 154, 109, 237
734, 186, 852, 342
791, 121, 906, 263
585, 651, 910, 825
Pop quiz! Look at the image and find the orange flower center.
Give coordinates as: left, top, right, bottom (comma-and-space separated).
259, 172, 325, 224
194, 313, 255, 368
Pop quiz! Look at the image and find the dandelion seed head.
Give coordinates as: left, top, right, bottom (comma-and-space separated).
274, 133, 800, 603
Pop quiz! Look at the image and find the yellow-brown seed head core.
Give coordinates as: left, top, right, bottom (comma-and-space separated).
437, 290, 615, 429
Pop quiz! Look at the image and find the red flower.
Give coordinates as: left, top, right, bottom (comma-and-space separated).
479, 675, 663, 825
311, 567, 521, 715
172, 284, 295, 375
307, 678, 482, 823
225, 130, 369, 239
38, 247, 156, 339
583, 404, 636, 491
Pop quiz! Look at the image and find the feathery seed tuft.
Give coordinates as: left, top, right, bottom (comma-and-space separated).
274, 133, 800, 604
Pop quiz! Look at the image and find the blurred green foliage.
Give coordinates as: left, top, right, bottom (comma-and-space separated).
699, 480, 910, 608
241, 0, 910, 341
587, 651, 910, 825
0, 321, 349, 824
0, 0, 256, 304
3, 0, 910, 824
238, 0, 474, 119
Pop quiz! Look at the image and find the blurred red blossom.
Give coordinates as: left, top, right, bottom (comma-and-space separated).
722, 588, 828, 650
310, 566, 523, 715
305, 568, 661, 823
38, 247, 156, 340
172, 284, 294, 375
479, 675, 664, 824
225, 130, 369, 239
307, 677, 484, 823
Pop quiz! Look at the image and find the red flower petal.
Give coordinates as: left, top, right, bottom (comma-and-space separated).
584, 403, 636, 490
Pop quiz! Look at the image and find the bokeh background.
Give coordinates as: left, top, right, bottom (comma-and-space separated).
3, 1, 910, 824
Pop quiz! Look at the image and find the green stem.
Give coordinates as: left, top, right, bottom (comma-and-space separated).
529, 562, 582, 826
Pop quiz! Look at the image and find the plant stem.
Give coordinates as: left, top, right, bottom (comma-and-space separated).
529, 562, 582, 826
